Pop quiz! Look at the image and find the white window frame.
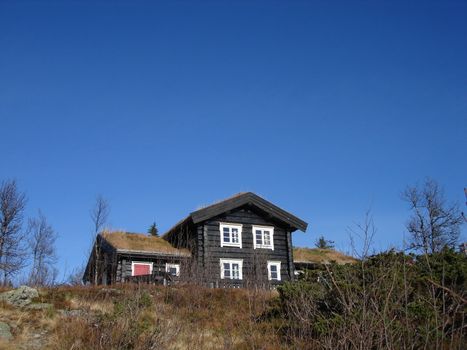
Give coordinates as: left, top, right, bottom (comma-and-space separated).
165, 263, 180, 277
252, 225, 274, 250
220, 259, 243, 280
267, 261, 281, 281
131, 261, 153, 276
219, 223, 243, 248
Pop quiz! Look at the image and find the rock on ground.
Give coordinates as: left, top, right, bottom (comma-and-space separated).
0, 322, 13, 341
0, 285, 39, 307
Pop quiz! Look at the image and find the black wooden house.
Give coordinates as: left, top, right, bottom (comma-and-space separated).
84, 192, 308, 287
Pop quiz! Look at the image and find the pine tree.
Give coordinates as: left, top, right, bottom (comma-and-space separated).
148, 222, 158, 237
315, 235, 334, 249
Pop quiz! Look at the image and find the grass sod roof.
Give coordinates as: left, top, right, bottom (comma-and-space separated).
101, 231, 191, 257
293, 247, 357, 265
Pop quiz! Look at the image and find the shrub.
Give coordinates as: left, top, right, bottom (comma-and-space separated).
277, 249, 466, 349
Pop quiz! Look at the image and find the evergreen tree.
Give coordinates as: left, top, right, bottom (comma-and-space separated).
315, 235, 334, 249
148, 222, 158, 237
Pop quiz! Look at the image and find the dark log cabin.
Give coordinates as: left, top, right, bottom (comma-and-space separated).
84, 192, 308, 287
83, 232, 190, 285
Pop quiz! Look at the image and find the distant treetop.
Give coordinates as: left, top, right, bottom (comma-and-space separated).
148, 222, 159, 237
315, 235, 335, 249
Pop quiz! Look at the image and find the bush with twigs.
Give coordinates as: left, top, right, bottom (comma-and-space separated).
276, 248, 466, 349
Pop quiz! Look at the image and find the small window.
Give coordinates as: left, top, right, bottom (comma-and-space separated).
253, 225, 274, 250
165, 263, 180, 277
220, 223, 243, 248
220, 259, 243, 280
267, 261, 281, 281
131, 262, 153, 276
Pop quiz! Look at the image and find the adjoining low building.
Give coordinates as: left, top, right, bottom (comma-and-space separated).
293, 247, 357, 274
83, 231, 190, 285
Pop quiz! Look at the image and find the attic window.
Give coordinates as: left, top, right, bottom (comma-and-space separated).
220, 259, 243, 280
220, 223, 242, 248
253, 225, 274, 250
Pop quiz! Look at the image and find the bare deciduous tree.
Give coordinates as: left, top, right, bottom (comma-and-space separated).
91, 195, 110, 235
0, 179, 27, 285
27, 211, 58, 286
402, 178, 463, 254
348, 208, 376, 260
90, 195, 110, 284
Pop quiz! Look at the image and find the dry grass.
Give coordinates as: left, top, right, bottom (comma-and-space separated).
293, 247, 357, 264
0, 284, 283, 350
102, 231, 191, 256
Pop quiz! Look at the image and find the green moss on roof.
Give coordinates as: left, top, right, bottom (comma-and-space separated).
102, 231, 190, 256
293, 247, 356, 265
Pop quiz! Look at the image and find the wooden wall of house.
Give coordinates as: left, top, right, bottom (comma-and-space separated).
85, 235, 118, 285
115, 254, 185, 283
199, 205, 294, 287
164, 222, 198, 256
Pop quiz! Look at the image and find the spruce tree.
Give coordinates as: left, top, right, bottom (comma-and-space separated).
315, 235, 334, 249
148, 222, 158, 237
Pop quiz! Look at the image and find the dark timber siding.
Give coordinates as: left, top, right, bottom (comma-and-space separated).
201, 205, 293, 287
116, 254, 185, 282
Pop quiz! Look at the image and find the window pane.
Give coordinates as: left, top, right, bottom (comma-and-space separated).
232, 263, 239, 279
271, 271, 278, 279
264, 231, 271, 245
223, 228, 230, 243
270, 265, 277, 273
231, 228, 238, 243
169, 267, 177, 276
223, 263, 231, 278
256, 230, 262, 245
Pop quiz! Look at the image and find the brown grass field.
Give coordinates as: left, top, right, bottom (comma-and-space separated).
0, 284, 284, 350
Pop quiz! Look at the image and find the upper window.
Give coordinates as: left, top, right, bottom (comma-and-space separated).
253, 225, 274, 250
220, 259, 243, 280
220, 223, 243, 248
165, 263, 180, 277
267, 261, 281, 281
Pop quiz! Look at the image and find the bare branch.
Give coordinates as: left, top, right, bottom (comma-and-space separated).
90, 194, 110, 235
0, 179, 27, 284
27, 210, 58, 286
402, 179, 463, 254
88, 195, 110, 285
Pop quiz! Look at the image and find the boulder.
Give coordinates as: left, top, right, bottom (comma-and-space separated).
0, 285, 39, 307
0, 322, 13, 341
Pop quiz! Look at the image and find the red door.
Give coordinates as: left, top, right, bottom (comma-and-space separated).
133, 263, 151, 276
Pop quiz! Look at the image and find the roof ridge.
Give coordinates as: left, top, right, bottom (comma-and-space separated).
192, 192, 252, 213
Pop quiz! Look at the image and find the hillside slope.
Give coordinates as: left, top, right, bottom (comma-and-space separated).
0, 285, 281, 350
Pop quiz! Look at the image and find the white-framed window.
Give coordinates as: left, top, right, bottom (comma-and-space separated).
220, 259, 243, 280
165, 263, 180, 277
131, 261, 153, 276
267, 261, 281, 281
220, 223, 243, 248
253, 225, 274, 250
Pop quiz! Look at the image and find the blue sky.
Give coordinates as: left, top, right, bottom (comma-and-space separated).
1, 0, 466, 280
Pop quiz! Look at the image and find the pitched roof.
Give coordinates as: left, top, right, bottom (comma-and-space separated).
101, 231, 191, 257
293, 247, 356, 265
163, 192, 307, 237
